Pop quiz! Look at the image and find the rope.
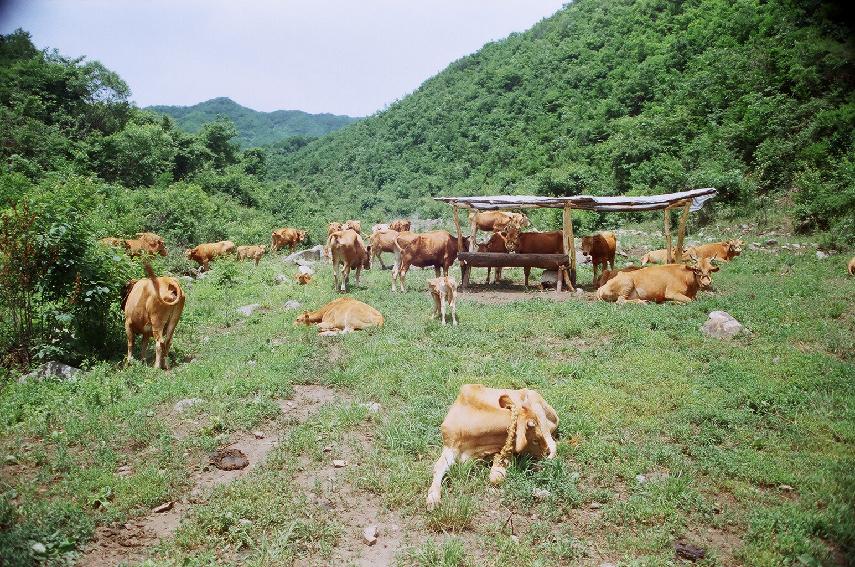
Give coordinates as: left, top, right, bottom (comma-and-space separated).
493, 404, 520, 471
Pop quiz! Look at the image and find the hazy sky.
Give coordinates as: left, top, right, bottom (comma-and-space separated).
1, 0, 567, 116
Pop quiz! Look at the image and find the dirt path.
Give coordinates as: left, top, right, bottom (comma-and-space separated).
78, 385, 338, 566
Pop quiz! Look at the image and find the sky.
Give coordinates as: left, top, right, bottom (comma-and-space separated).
0, 0, 567, 117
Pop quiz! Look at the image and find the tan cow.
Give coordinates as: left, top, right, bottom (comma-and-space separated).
687, 240, 743, 262
328, 222, 343, 235
343, 220, 362, 234
123, 262, 185, 370
640, 247, 683, 265
295, 297, 384, 335
271, 228, 306, 253
393, 231, 458, 292
328, 229, 369, 292
185, 240, 236, 271
296, 272, 312, 285
596, 257, 719, 304
389, 219, 411, 232
581, 231, 617, 285
428, 275, 458, 325
236, 245, 266, 266
124, 237, 168, 257
99, 237, 125, 248
426, 384, 558, 506
849, 256, 855, 275
369, 228, 400, 269
468, 210, 530, 232
595, 266, 642, 289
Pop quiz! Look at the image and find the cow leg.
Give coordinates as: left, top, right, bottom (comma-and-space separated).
399, 264, 408, 292
524, 267, 531, 288
440, 294, 447, 325
495, 267, 503, 283
616, 296, 648, 305
426, 446, 458, 507
434, 266, 441, 278
125, 323, 135, 365
450, 291, 458, 326
485, 267, 491, 285
431, 292, 440, 319
151, 326, 166, 370
664, 289, 693, 303
341, 264, 350, 292
355, 264, 362, 285
140, 334, 150, 364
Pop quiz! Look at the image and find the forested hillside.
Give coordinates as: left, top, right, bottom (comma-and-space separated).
271, 0, 854, 236
148, 97, 359, 148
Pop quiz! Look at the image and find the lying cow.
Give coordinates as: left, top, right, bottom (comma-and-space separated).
581, 232, 616, 285
426, 384, 558, 506
236, 245, 266, 266
595, 265, 642, 289
393, 230, 458, 292
428, 275, 458, 325
596, 256, 719, 303
271, 228, 306, 253
328, 229, 369, 292
295, 297, 383, 335
369, 228, 400, 269
640, 247, 682, 265
468, 210, 530, 232
185, 240, 236, 271
687, 240, 743, 262
389, 219, 411, 232
123, 262, 185, 370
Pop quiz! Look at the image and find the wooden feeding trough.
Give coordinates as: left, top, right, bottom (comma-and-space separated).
434, 188, 717, 290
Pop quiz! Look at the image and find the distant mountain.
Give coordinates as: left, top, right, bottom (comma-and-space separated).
147, 97, 360, 148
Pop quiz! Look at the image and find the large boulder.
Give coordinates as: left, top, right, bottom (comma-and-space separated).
700, 311, 747, 340
20, 361, 80, 383
283, 245, 325, 266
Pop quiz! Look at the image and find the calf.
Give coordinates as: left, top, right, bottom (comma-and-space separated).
295, 297, 384, 335
123, 262, 185, 370
236, 245, 266, 266
687, 240, 743, 262
393, 230, 458, 292
389, 219, 411, 232
328, 229, 369, 292
640, 247, 682, 265
369, 228, 400, 269
581, 232, 616, 285
596, 257, 719, 304
185, 240, 236, 271
271, 228, 306, 253
427, 384, 558, 506
428, 275, 459, 325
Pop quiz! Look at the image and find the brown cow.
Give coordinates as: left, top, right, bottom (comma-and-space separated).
428, 275, 459, 325
596, 257, 719, 304
343, 220, 362, 234
640, 247, 683, 265
369, 228, 400, 269
271, 228, 306, 253
516, 231, 564, 288
328, 229, 369, 292
686, 240, 743, 262
426, 384, 558, 506
185, 240, 236, 271
328, 222, 343, 235
99, 237, 125, 248
123, 262, 185, 370
849, 256, 855, 275
468, 210, 530, 232
389, 219, 411, 232
236, 245, 266, 266
296, 272, 312, 285
595, 266, 643, 289
295, 297, 383, 335
581, 231, 617, 285
124, 237, 168, 257
477, 231, 509, 284
393, 231, 458, 292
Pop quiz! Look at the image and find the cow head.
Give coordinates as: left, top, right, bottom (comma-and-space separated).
184, 248, 193, 259
727, 240, 743, 259
596, 269, 617, 288
297, 230, 307, 242
687, 255, 719, 289
498, 390, 558, 460
500, 225, 520, 253
328, 222, 343, 235
343, 220, 361, 234
580, 235, 595, 263
149, 239, 168, 256
295, 311, 313, 325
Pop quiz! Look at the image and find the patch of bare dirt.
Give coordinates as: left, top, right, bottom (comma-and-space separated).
78, 384, 339, 567
462, 283, 596, 305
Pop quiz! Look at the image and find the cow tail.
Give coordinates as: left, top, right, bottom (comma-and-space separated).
143, 259, 182, 306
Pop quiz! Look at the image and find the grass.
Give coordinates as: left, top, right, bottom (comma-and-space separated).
1, 219, 853, 566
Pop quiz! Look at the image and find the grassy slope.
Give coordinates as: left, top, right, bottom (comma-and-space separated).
1, 221, 853, 566
148, 97, 360, 148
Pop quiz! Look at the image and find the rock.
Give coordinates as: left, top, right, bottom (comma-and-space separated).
116, 465, 133, 477
152, 501, 174, 513
816, 250, 828, 259
779, 484, 794, 491
211, 448, 249, 471
174, 398, 203, 413
675, 541, 706, 561
701, 311, 747, 340
765, 239, 778, 246
589, 501, 603, 510
773, 356, 781, 364
237, 304, 261, 316
540, 270, 560, 289
362, 525, 379, 546
298, 264, 314, 276
323, 445, 332, 453
284, 300, 302, 310
532, 487, 551, 500
332, 459, 347, 468
574, 287, 585, 296
365, 402, 381, 414
239, 518, 252, 526
283, 245, 325, 265
635, 474, 647, 484
274, 273, 288, 284
30, 542, 46, 555
195, 271, 208, 280
20, 361, 80, 383
253, 431, 265, 439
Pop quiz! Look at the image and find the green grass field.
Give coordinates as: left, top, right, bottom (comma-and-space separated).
1, 222, 853, 566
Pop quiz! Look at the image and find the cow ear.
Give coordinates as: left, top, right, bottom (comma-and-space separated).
498, 394, 514, 409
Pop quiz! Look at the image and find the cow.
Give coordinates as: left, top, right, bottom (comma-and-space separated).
369, 228, 400, 270
686, 240, 743, 262
271, 228, 306, 253
428, 275, 458, 325
135, 232, 166, 248
236, 245, 266, 266
515, 231, 564, 288
296, 272, 312, 285
393, 230, 458, 292
595, 266, 643, 289
581, 232, 617, 285
426, 384, 558, 507
328, 229, 369, 292
328, 222, 343, 235
468, 210, 530, 232
124, 236, 168, 257
123, 262, 185, 370
640, 247, 683, 265
389, 219, 412, 232
476, 231, 509, 284
185, 240, 236, 271
99, 237, 125, 248
596, 256, 719, 304
343, 220, 362, 234
295, 297, 384, 335
849, 256, 855, 276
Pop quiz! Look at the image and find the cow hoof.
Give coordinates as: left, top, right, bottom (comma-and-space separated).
489, 466, 507, 485
426, 491, 440, 507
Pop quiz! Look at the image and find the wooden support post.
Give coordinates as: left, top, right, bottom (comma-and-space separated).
453, 205, 463, 252
674, 200, 691, 263
664, 206, 673, 264
563, 203, 576, 290
462, 208, 478, 288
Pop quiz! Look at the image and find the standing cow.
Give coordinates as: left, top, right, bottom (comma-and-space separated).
328, 229, 369, 292
123, 262, 185, 370
271, 228, 307, 253
393, 231, 458, 292
581, 231, 617, 285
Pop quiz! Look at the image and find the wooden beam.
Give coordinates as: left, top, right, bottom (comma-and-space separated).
675, 200, 691, 263
564, 203, 576, 288
457, 252, 571, 268
664, 206, 673, 264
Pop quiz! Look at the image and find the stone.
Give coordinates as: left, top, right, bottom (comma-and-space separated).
284, 300, 302, 310
323, 445, 332, 453
765, 239, 778, 246
283, 245, 325, 265
30, 542, 46, 555
700, 311, 747, 340
274, 273, 288, 284
365, 402, 381, 414
237, 304, 261, 317
174, 398, 203, 413
532, 487, 551, 500
253, 431, 265, 439
816, 250, 828, 260
635, 474, 647, 484
332, 459, 347, 468
152, 501, 174, 513
540, 270, 560, 289
20, 361, 80, 383
239, 518, 252, 526
589, 501, 603, 510
117, 465, 133, 477
362, 525, 379, 546
675, 541, 706, 561
779, 484, 794, 491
